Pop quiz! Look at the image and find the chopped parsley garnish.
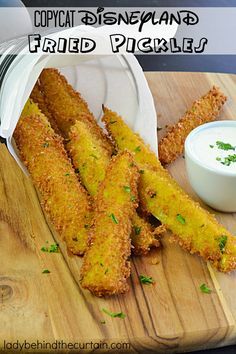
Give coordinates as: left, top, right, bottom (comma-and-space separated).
130, 195, 136, 202
219, 235, 227, 253
216, 141, 235, 151
123, 186, 131, 193
105, 268, 109, 275
42, 142, 49, 148
41, 246, 48, 252
75, 168, 80, 173
209, 145, 214, 148
100, 262, 104, 267
134, 226, 141, 235
110, 120, 117, 124
102, 308, 126, 319
200, 283, 212, 294
109, 213, 118, 224
176, 214, 186, 225
65, 173, 70, 176
84, 224, 90, 229
49, 243, 60, 253
41, 243, 60, 253
220, 154, 236, 166
90, 154, 98, 159
42, 269, 50, 274
100, 320, 106, 324
150, 192, 157, 199
134, 146, 141, 153
139, 275, 154, 285
216, 157, 221, 161
139, 169, 145, 174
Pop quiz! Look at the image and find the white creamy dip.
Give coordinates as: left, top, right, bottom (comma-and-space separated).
189, 126, 236, 173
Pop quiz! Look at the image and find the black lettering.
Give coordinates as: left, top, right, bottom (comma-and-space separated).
170, 38, 181, 52
69, 38, 79, 53
42, 38, 56, 53
183, 38, 193, 53
34, 10, 41, 27
137, 38, 152, 53
139, 11, 152, 32
80, 38, 96, 53
110, 34, 126, 53
154, 38, 168, 52
58, 38, 67, 53
28, 34, 41, 53
159, 11, 169, 25
126, 37, 136, 52
180, 10, 199, 25
194, 37, 208, 53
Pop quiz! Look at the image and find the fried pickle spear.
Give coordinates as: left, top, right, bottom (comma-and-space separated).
14, 100, 92, 255
37, 69, 164, 255
67, 119, 163, 255
39, 68, 91, 135
80, 151, 139, 296
30, 81, 61, 135
67, 119, 111, 197
158, 86, 227, 165
39, 68, 111, 154
103, 107, 236, 272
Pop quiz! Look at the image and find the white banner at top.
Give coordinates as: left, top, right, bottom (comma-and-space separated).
0, 7, 236, 55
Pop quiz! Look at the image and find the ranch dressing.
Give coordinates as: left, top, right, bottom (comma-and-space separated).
190, 126, 236, 173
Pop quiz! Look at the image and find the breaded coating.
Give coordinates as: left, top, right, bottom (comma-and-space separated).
158, 86, 227, 165
80, 152, 139, 296
14, 100, 92, 255
30, 81, 61, 135
102, 107, 236, 272
131, 213, 164, 256
67, 119, 163, 255
67, 119, 112, 197
39, 68, 90, 135
39, 68, 112, 153
36, 69, 160, 255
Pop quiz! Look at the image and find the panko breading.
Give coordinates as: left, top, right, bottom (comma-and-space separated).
67, 119, 163, 255
39, 68, 91, 135
67, 119, 112, 197
131, 213, 164, 256
38, 68, 163, 255
102, 107, 236, 272
30, 81, 61, 134
158, 86, 227, 165
80, 151, 139, 296
39, 68, 111, 153
14, 100, 92, 255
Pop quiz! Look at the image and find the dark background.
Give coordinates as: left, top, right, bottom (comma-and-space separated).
5, 1, 236, 353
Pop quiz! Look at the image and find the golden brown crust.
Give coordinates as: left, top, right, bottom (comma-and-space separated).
30, 81, 61, 135
67, 116, 161, 255
131, 213, 165, 256
80, 151, 139, 297
158, 86, 227, 165
169, 233, 236, 273
103, 106, 236, 273
14, 102, 92, 255
39, 68, 113, 154
67, 118, 112, 196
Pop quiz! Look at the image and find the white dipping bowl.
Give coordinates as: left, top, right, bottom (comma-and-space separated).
185, 120, 236, 212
